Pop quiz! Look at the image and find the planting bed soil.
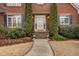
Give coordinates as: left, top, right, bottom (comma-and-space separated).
0, 37, 32, 46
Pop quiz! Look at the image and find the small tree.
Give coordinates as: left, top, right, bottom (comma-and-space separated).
49, 3, 65, 40
24, 3, 33, 36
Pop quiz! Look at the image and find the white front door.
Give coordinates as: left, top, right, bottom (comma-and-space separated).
34, 15, 46, 32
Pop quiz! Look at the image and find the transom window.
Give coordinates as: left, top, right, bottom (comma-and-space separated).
7, 15, 22, 28
7, 3, 21, 6
59, 15, 71, 25
36, 3, 44, 4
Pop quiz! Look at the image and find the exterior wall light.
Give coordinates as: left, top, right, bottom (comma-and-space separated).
32, 16, 34, 19
47, 16, 50, 19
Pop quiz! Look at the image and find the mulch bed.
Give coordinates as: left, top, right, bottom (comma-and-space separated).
0, 37, 32, 46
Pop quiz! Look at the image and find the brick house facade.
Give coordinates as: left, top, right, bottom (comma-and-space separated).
0, 3, 79, 32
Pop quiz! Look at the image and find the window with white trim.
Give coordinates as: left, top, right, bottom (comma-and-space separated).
59, 15, 71, 25
7, 15, 22, 28
7, 3, 21, 6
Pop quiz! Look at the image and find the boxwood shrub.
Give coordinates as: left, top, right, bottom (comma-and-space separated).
5, 28, 27, 39
5, 28, 16, 39
0, 27, 28, 39
59, 25, 79, 39
74, 26, 79, 38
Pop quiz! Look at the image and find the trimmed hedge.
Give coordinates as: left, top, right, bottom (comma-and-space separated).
5, 28, 26, 39
59, 25, 79, 39
0, 27, 28, 39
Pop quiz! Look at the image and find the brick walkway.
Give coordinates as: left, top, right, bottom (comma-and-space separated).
25, 39, 53, 56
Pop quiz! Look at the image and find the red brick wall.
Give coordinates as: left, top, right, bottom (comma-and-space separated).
0, 14, 4, 26
5, 4, 25, 15
0, 3, 5, 8
32, 4, 50, 14
57, 3, 79, 25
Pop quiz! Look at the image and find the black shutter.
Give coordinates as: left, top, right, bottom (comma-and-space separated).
69, 16, 72, 24
4, 15, 7, 27
21, 15, 25, 27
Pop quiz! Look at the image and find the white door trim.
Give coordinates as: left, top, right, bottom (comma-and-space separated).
34, 15, 46, 32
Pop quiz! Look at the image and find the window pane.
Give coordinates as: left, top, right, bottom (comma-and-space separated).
17, 16, 22, 28
64, 18, 69, 23
17, 3, 21, 6
8, 17, 12, 27
7, 15, 22, 28
8, 18, 11, 22
60, 18, 64, 25
7, 3, 21, 6
59, 16, 71, 25
13, 17, 16, 27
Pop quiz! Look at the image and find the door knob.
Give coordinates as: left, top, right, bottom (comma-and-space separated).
35, 24, 37, 29
44, 24, 45, 29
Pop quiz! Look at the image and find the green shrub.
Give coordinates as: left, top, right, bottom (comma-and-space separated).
23, 28, 32, 37
5, 28, 26, 39
0, 26, 5, 33
74, 26, 79, 38
52, 34, 66, 41
59, 25, 79, 39
14, 29, 21, 38
5, 28, 16, 39
0, 26, 31, 39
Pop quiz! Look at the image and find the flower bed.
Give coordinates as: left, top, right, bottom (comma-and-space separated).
0, 26, 33, 46
0, 37, 32, 46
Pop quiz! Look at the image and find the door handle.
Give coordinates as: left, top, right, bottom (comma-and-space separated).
35, 24, 37, 29
44, 23, 45, 29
